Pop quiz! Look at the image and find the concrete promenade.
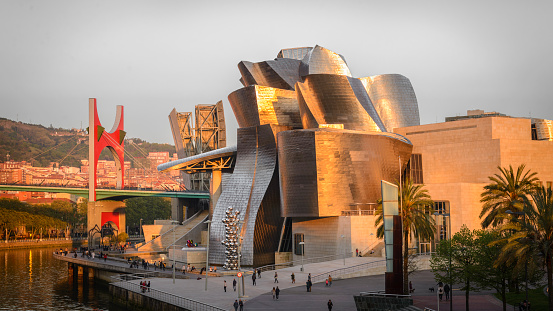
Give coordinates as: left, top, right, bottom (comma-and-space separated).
55, 252, 509, 310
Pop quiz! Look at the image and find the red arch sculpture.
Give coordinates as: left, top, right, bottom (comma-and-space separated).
88, 98, 125, 201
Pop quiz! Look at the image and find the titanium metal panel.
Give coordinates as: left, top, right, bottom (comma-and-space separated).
359, 74, 421, 130
296, 74, 384, 132
238, 59, 302, 91
278, 129, 412, 217
209, 124, 284, 267
228, 85, 301, 129
299, 45, 352, 78
277, 47, 312, 60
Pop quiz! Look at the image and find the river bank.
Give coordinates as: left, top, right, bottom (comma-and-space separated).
0, 238, 86, 250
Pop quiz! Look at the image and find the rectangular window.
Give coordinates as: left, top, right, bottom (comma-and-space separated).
294, 233, 304, 255
547, 181, 552, 189
434, 201, 450, 241
407, 154, 423, 184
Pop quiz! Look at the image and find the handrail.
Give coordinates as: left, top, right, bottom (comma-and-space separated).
359, 240, 381, 256
165, 212, 209, 252
255, 251, 355, 273
138, 209, 205, 249
111, 275, 225, 311
312, 259, 386, 283
358, 290, 411, 298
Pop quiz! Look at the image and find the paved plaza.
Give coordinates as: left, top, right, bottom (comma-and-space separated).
83, 252, 509, 311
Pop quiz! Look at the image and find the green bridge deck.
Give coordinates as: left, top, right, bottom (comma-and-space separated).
0, 185, 210, 201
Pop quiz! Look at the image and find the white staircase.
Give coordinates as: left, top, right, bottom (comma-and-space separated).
138, 210, 209, 253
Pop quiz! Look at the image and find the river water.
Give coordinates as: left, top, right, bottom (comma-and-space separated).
0, 247, 124, 310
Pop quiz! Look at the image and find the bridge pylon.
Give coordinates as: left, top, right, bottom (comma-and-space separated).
87, 99, 127, 244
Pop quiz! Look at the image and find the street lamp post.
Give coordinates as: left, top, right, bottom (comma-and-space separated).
435, 212, 452, 311
506, 209, 528, 303
237, 220, 244, 298
341, 235, 346, 265
139, 218, 143, 237
171, 220, 179, 284
299, 241, 305, 272
204, 220, 212, 291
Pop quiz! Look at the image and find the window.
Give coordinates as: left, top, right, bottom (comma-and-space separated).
407, 154, 423, 184
547, 181, 552, 189
294, 233, 304, 255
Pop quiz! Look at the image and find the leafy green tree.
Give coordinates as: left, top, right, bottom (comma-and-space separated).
375, 179, 436, 294
125, 197, 172, 229
480, 164, 539, 228
431, 226, 481, 311
117, 232, 129, 243
497, 185, 553, 311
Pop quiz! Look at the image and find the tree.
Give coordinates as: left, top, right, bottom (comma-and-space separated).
431, 226, 481, 311
375, 179, 436, 294
480, 164, 539, 229
125, 197, 172, 228
497, 185, 553, 311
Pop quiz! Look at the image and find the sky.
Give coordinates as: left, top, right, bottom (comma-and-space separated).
1, 1, 552, 146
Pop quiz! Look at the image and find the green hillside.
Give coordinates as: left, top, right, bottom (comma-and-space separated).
0, 118, 175, 168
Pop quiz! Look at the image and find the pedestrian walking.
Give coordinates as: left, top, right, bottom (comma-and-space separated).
233, 278, 237, 291
274, 271, 278, 283
252, 272, 257, 285
272, 287, 276, 300
356, 248, 358, 256
276, 286, 280, 300
233, 299, 239, 311
328, 299, 333, 310
308, 273, 311, 282
257, 269, 261, 278
239, 299, 244, 311
444, 284, 450, 300
328, 275, 332, 287
438, 285, 444, 301
291, 272, 295, 283
224, 280, 227, 292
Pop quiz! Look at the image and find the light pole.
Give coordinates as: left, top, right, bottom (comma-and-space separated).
435, 212, 452, 311
506, 209, 528, 303
299, 241, 305, 272
171, 220, 179, 284
237, 220, 244, 298
341, 235, 346, 265
204, 220, 212, 291
139, 218, 143, 237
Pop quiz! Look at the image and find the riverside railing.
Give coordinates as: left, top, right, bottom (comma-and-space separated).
311, 259, 386, 283
2, 237, 87, 243
110, 274, 225, 311
255, 251, 356, 273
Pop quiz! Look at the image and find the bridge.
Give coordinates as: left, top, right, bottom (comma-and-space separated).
0, 185, 210, 201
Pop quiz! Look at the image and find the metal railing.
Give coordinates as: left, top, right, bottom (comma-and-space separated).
111, 275, 225, 311
312, 260, 386, 283
2, 237, 87, 243
256, 251, 356, 273
358, 290, 411, 298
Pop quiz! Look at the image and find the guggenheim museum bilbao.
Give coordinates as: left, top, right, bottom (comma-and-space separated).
159, 45, 553, 268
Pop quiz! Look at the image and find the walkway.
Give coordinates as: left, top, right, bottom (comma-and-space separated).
56, 252, 509, 310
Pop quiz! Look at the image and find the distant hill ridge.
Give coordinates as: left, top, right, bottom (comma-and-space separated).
0, 117, 175, 168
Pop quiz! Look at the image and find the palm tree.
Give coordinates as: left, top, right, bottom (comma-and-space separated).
375, 178, 436, 294
480, 164, 539, 228
497, 185, 553, 310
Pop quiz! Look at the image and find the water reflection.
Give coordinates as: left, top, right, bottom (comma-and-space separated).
0, 247, 123, 310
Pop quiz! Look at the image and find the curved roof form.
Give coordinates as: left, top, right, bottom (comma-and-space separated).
299, 45, 352, 78
157, 145, 237, 172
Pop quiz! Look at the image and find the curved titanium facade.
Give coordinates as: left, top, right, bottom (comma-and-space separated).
296, 74, 386, 132
299, 45, 351, 78
209, 124, 285, 267
278, 128, 413, 217
238, 59, 302, 91
277, 47, 312, 60
228, 85, 301, 129
359, 74, 420, 130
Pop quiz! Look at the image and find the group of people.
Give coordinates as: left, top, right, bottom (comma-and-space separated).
325, 275, 332, 287
271, 286, 280, 300
139, 280, 150, 293
436, 282, 451, 301
232, 299, 244, 311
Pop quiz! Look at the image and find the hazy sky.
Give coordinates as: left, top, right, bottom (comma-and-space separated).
1, 1, 552, 146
